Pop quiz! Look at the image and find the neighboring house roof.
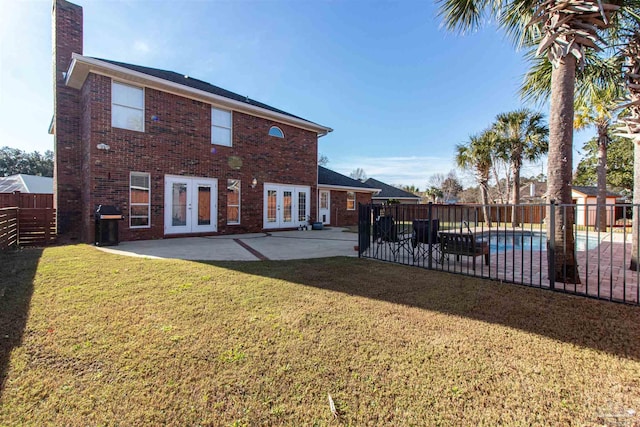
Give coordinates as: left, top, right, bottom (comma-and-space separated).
65, 54, 332, 136
364, 178, 422, 200
318, 167, 379, 193
572, 185, 620, 198
0, 174, 54, 194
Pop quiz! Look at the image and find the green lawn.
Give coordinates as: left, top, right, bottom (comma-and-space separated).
1, 245, 639, 426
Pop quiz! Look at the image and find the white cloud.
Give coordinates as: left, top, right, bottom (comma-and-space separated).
330, 156, 457, 188
133, 40, 150, 54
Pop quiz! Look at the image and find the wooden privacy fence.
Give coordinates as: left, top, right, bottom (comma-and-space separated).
0, 207, 56, 250
387, 204, 547, 225
0, 208, 18, 250
0, 192, 53, 208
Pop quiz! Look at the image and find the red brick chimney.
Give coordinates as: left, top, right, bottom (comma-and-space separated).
52, 0, 83, 241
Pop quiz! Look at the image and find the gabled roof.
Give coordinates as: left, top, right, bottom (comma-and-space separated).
364, 178, 421, 200
572, 185, 620, 198
318, 167, 379, 193
96, 58, 309, 122
0, 174, 53, 194
65, 54, 332, 136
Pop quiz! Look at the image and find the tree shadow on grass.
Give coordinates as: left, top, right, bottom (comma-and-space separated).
0, 248, 42, 397
205, 257, 640, 362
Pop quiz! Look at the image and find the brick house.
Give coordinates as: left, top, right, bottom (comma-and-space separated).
317, 166, 379, 226
51, 0, 332, 243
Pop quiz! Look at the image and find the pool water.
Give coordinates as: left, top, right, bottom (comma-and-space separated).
480, 232, 600, 252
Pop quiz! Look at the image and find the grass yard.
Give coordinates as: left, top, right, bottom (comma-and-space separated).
1, 245, 640, 425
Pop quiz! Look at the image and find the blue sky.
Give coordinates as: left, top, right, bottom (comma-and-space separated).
0, 0, 593, 188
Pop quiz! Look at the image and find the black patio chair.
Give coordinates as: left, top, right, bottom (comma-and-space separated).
373, 215, 412, 261
411, 219, 441, 264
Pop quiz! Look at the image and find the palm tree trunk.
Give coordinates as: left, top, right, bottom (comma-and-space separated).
491, 162, 505, 203
510, 157, 522, 227
480, 178, 492, 228
630, 141, 640, 271
595, 125, 608, 232
547, 56, 580, 284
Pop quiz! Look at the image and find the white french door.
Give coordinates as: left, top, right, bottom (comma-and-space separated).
164, 175, 218, 235
264, 184, 310, 229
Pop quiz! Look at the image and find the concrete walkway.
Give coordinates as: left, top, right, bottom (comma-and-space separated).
95, 227, 359, 261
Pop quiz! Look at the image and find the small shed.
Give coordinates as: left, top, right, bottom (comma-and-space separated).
571, 186, 619, 227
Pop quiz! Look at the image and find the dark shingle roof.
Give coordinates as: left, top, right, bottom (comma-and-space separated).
94, 58, 317, 125
572, 185, 620, 198
318, 166, 376, 190
364, 178, 421, 200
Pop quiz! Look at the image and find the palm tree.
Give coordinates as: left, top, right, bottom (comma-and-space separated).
492, 109, 549, 227
439, 0, 623, 283
523, 53, 623, 232
425, 186, 444, 203
455, 130, 497, 227
575, 86, 622, 231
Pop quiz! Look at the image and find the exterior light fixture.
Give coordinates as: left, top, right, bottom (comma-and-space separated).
96, 143, 110, 151
251, 178, 258, 188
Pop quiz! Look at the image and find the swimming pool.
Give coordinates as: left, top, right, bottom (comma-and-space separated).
479, 232, 600, 252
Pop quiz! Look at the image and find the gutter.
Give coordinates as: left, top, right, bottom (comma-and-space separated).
318, 184, 381, 193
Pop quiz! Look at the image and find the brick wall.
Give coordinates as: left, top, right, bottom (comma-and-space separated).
329, 190, 372, 227
79, 74, 318, 242
53, 0, 83, 241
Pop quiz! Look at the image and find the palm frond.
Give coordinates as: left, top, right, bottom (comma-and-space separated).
521, 47, 625, 105
437, 0, 491, 33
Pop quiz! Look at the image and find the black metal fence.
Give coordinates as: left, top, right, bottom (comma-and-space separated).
358, 202, 639, 305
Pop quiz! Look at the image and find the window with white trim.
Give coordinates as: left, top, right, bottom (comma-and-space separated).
268, 126, 284, 138
227, 179, 240, 224
112, 81, 144, 132
347, 192, 356, 210
130, 172, 150, 228
298, 192, 307, 221
212, 107, 232, 146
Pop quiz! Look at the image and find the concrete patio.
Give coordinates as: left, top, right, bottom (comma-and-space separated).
95, 227, 359, 261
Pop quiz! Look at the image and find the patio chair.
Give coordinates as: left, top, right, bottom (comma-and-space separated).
439, 231, 489, 270
373, 215, 412, 261
411, 219, 441, 264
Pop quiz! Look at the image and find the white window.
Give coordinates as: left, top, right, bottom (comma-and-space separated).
212, 107, 232, 146
347, 192, 356, 210
268, 126, 284, 138
112, 81, 144, 132
227, 179, 240, 224
130, 172, 150, 228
